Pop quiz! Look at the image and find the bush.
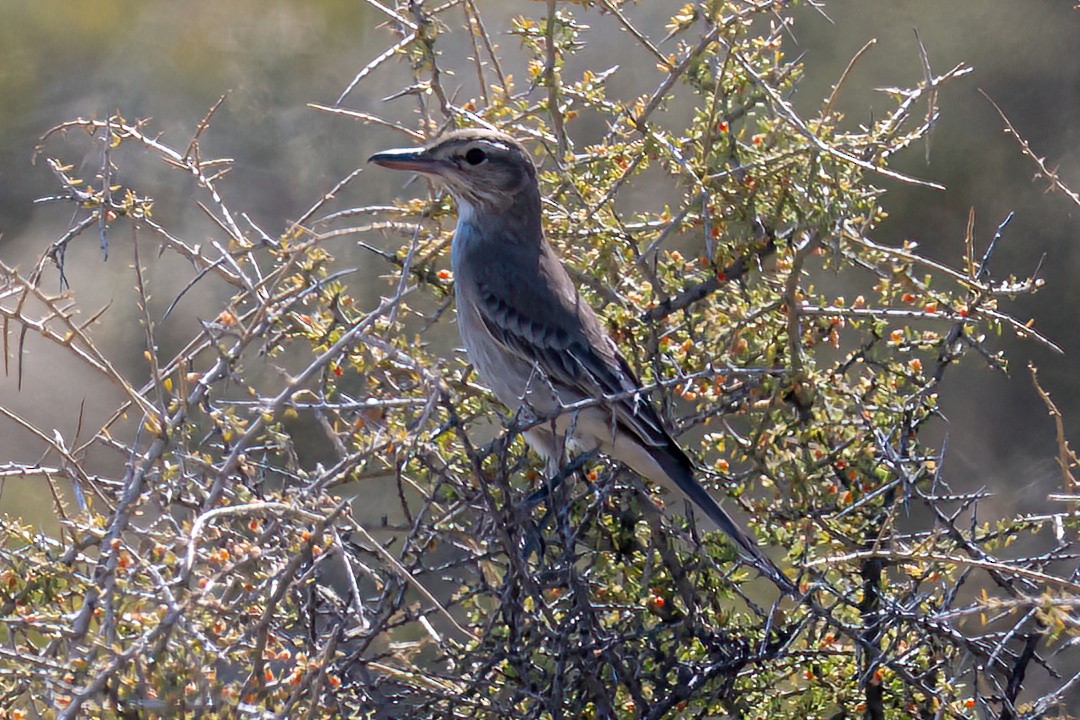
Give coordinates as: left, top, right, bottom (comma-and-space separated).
1, 2, 1075, 718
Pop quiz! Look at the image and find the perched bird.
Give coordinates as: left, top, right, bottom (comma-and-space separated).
370, 129, 785, 584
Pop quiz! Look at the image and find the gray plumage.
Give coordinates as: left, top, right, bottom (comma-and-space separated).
370, 129, 785, 585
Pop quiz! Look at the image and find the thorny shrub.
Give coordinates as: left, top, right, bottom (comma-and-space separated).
0, 1, 1077, 718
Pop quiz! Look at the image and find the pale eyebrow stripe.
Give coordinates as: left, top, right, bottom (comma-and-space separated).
441, 139, 511, 154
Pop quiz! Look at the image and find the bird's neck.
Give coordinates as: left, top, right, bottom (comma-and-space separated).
453, 185, 543, 248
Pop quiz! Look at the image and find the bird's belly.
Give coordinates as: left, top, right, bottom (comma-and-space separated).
522, 406, 674, 494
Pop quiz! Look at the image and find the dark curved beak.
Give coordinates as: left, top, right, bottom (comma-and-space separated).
367, 147, 441, 174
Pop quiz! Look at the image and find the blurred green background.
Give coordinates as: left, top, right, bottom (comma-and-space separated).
0, 1, 1077, 526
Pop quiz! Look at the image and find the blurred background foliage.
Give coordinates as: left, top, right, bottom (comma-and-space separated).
0, 0, 1077, 564
0, 1, 1077, 716
0, 0, 1075, 533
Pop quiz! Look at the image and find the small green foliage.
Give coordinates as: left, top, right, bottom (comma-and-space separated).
0, 1, 1072, 719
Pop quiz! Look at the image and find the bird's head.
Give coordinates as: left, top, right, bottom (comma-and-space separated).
369, 129, 538, 214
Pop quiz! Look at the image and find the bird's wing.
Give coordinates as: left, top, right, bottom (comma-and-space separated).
471, 241, 671, 449
470, 240, 793, 590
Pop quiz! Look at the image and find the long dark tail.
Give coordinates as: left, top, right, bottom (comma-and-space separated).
649, 443, 796, 594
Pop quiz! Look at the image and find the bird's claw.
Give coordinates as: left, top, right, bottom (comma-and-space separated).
516, 449, 600, 560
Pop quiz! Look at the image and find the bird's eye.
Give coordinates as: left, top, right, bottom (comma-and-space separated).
464, 147, 487, 165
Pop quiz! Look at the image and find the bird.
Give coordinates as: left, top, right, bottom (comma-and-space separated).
370, 128, 787, 587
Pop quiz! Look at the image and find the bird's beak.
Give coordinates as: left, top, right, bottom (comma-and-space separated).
367, 146, 441, 174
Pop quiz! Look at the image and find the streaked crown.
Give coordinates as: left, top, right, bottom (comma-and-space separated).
369, 129, 538, 211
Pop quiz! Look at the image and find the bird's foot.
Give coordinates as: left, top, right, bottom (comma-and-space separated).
516, 449, 599, 559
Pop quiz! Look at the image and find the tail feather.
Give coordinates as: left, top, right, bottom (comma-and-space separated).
648, 444, 795, 593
